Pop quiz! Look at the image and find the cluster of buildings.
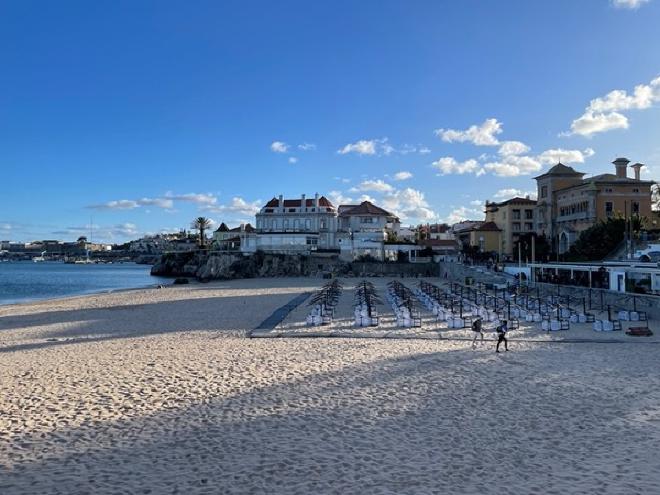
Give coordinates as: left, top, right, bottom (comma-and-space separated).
211, 194, 448, 261
0, 237, 111, 258
203, 157, 656, 263
456, 157, 656, 260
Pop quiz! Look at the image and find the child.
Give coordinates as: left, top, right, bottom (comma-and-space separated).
496, 320, 509, 353
471, 317, 484, 348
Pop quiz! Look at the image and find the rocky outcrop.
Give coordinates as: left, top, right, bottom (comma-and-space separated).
150, 251, 205, 278
152, 251, 338, 280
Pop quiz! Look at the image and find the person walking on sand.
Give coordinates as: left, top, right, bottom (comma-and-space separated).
471, 317, 484, 348
495, 320, 509, 353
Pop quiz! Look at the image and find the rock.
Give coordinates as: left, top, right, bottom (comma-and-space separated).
173, 278, 189, 285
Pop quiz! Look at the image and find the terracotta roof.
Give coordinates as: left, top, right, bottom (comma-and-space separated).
491, 196, 537, 206
264, 196, 335, 208
227, 223, 255, 233
474, 221, 501, 232
534, 162, 584, 179
339, 201, 395, 218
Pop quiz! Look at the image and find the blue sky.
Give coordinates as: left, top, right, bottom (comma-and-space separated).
1, 0, 659, 242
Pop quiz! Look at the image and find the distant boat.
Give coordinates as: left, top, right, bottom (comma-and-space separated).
33, 251, 47, 262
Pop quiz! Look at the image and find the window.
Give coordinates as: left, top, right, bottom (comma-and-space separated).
525, 210, 533, 219
632, 188, 639, 193
305, 219, 311, 230
512, 209, 521, 220
512, 222, 521, 231
306, 236, 318, 245
605, 202, 613, 218
288, 208, 296, 213
294, 219, 300, 230
283, 220, 289, 229
632, 202, 640, 214
320, 220, 327, 229
541, 186, 548, 198
360, 217, 375, 224
478, 236, 485, 251
605, 188, 613, 193
525, 223, 533, 231
272, 220, 278, 230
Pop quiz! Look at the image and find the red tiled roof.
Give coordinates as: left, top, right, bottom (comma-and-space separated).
474, 221, 501, 232
338, 201, 395, 218
228, 223, 256, 233
492, 196, 537, 206
264, 196, 335, 208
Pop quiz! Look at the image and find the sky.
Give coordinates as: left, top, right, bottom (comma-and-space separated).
1, 0, 660, 243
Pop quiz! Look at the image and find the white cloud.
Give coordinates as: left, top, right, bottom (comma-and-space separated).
337, 138, 429, 156
537, 147, 595, 165
328, 190, 354, 206
434, 118, 503, 146
288, 157, 298, 164
164, 192, 218, 205
393, 171, 413, 181
498, 140, 530, 156
612, 0, 650, 9
470, 200, 484, 207
441, 206, 484, 225
382, 188, 437, 222
137, 198, 174, 209
493, 188, 524, 199
431, 156, 482, 175
570, 111, 630, 136
88, 200, 139, 210
297, 143, 316, 151
270, 141, 289, 153
202, 196, 261, 216
338, 139, 379, 155
350, 179, 394, 193
568, 76, 660, 136
483, 155, 543, 177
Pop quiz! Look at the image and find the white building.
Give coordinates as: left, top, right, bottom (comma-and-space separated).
254, 194, 337, 253
336, 201, 400, 261
248, 195, 400, 259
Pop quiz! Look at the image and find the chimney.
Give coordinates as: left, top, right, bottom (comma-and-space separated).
301, 193, 306, 211
240, 223, 245, 232
631, 162, 644, 181
612, 157, 630, 179
314, 192, 319, 209
278, 194, 284, 212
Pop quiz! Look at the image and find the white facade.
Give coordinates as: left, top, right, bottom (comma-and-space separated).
247, 195, 400, 258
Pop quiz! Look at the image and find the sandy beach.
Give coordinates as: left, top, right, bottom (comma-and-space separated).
1, 277, 660, 494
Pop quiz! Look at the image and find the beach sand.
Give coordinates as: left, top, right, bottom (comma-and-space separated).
1, 277, 660, 494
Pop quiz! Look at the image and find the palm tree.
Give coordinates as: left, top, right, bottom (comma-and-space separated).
191, 217, 212, 248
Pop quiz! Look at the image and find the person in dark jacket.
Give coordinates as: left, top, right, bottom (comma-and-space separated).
496, 320, 509, 353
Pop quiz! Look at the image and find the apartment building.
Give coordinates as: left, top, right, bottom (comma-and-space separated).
535, 158, 655, 253
484, 197, 537, 257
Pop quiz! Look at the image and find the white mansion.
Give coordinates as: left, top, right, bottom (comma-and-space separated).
214, 193, 403, 260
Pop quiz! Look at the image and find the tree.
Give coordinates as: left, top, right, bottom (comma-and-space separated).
513, 233, 551, 262
565, 217, 642, 262
191, 217, 212, 248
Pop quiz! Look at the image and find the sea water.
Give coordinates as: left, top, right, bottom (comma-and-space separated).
0, 261, 168, 305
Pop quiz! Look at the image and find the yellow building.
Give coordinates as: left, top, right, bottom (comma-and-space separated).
484, 197, 537, 257
535, 158, 655, 254
456, 221, 502, 256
